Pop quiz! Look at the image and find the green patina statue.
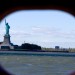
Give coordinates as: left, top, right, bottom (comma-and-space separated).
5, 19, 10, 35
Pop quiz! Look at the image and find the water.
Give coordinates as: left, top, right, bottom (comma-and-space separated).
0, 52, 75, 75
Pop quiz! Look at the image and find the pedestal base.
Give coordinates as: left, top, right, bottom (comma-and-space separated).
0, 34, 14, 50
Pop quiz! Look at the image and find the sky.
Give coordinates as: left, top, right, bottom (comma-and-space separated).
0, 10, 75, 48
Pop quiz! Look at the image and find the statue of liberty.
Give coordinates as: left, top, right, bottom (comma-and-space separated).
5, 19, 10, 35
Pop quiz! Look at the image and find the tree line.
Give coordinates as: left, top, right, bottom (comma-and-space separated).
14, 43, 41, 51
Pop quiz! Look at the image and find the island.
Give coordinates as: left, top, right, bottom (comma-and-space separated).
0, 20, 75, 53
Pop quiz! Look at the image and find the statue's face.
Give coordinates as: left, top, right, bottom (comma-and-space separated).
6, 23, 8, 25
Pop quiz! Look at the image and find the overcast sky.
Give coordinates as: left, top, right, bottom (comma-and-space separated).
0, 10, 75, 48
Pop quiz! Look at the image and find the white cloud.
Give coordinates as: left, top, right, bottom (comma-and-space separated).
1, 26, 75, 44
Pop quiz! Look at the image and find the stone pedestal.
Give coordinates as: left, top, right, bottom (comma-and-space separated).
0, 34, 14, 50
3, 34, 10, 44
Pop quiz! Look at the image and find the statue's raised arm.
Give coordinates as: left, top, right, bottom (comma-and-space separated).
5, 19, 10, 35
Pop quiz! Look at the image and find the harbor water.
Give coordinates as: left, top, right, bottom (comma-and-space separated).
0, 51, 75, 75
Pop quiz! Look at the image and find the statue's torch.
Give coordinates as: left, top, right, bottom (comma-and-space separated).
5, 19, 6, 25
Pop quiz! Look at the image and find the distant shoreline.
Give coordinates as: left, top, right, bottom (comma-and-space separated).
0, 50, 75, 57
0, 49, 69, 52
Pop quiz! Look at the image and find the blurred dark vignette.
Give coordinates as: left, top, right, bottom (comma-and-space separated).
0, 0, 75, 75
0, 65, 12, 75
